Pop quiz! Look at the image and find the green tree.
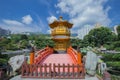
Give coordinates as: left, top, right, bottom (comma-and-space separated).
20, 40, 29, 49
84, 27, 114, 47
70, 38, 82, 48
0, 38, 11, 51
116, 25, 120, 40
21, 34, 28, 40
10, 34, 21, 42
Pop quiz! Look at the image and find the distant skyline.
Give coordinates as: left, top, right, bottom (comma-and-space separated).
0, 0, 120, 35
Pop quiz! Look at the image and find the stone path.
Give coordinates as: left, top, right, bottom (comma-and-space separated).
10, 75, 99, 80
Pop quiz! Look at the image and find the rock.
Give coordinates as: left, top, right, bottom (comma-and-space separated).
85, 51, 98, 76
10, 75, 22, 80
100, 62, 107, 74
8, 55, 25, 72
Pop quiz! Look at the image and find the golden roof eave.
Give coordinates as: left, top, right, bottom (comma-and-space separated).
49, 21, 73, 29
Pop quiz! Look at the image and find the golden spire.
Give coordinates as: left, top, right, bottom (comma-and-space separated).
59, 16, 63, 21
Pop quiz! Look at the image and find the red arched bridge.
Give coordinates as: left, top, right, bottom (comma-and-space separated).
21, 46, 85, 79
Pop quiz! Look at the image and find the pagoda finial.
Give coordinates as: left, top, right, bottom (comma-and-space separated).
59, 16, 63, 21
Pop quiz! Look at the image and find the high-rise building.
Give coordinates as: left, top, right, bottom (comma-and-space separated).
77, 25, 92, 39
94, 23, 102, 29
113, 25, 118, 35
77, 23, 102, 39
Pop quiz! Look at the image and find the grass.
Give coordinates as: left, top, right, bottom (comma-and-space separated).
0, 58, 8, 63
111, 75, 120, 80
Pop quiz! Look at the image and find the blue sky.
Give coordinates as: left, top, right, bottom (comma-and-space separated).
0, 0, 120, 36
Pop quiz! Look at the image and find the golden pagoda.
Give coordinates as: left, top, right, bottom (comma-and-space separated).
49, 16, 73, 51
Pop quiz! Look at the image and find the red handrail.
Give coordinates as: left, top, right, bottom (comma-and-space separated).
34, 47, 53, 64
67, 46, 82, 65
35, 47, 49, 55
67, 46, 78, 64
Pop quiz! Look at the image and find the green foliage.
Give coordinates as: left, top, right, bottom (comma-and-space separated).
0, 53, 9, 64
102, 53, 120, 61
20, 34, 28, 40
113, 41, 120, 48
116, 25, 120, 40
0, 53, 8, 58
106, 61, 120, 67
107, 61, 120, 76
81, 37, 90, 47
0, 34, 55, 51
35, 38, 55, 49
103, 41, 120, 50
0, 58, 8, 63
0, 38, 11, 51
115, 47, 120, 51
103, 44, 114, 50
83, 27, 115, 47
70, 38, 82, 47
19, 40, 29, 49
111, 75, 120, 80
102, 53, 120, 76
6, 43, 18, 50
10, 34, 21, 42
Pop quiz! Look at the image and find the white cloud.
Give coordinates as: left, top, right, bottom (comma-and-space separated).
0, 14, 49, 34
0, 24, 34, 33
56, 0, 111, 27
56, 0, 111, 38
1, 18, 41, 33
22, 15, 33, 24
47, 16, 57, 24
39, 0, 50, 7
47, 29, 51, 34
3, 19, 23, 26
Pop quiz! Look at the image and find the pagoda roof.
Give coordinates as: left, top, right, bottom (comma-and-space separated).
49, 17, 73, 29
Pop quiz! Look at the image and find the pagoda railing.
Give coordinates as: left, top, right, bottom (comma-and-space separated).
34, 47, 53, 64
51, 29, 70, 36
21, 62, 85, 79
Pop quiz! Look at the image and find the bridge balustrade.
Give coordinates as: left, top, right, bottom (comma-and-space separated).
67, 47, 78, 64
34, 47, 53, 64
21, 62, 85, 79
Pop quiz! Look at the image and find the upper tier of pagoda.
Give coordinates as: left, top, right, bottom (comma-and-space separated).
49, 16, 73, 29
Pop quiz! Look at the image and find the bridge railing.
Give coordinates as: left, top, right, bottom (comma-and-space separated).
35, 47, 49, 56
34, 47, 53, 64
67, 46, 82, 65
21, 62, 85, 79
67, 46, 78, 64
